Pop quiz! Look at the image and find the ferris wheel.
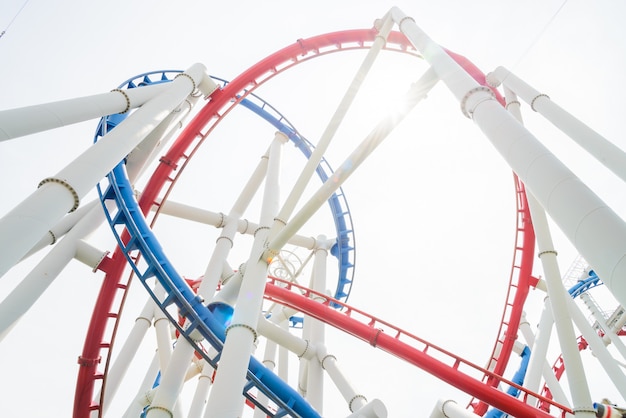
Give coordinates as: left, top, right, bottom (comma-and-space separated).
0, 6, 625, 418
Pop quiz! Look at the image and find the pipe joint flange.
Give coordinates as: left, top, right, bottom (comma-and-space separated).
216, 235, 233, 248
145, 405, 174, 418
298, 339, 310, 359
348, 394, 368, 412
174, 72, 197, 95
505, 100, 521, 110
441, 399, 457, 417
485, 72, 501, 88
460, 86, 495, 119
531, 93, 550, 112
320, 353, 336, 370
538, 250, 558, 258
225, 323, 258, 343
110, 88, 131, 114
38, 177, 80, 212
254, 226, 270, 237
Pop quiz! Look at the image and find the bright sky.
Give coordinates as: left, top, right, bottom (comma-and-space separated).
1, 0, 625, 417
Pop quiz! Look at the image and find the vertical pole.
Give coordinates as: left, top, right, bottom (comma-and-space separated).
527, 193, 595, 417
204, 132, 288, 418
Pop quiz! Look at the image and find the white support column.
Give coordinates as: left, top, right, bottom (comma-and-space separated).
579, 292, 626, 361
429, 399, 481, 418
268, 13, 395, 246
317, 344, 368, 414
265, 68, 438, 259
146, 327, 200, 418
305, 237, 331, 412
527, 193, 595, 417
0, 63, 210, 279
0, 82, 171, 141
99, 298, 155, 416
198, 148, 270, 300
390, 6, 626, 311
565, 294, 626, 398
187, 360, 215, 418
0, 200, 105, 341
204, 132, 288, 418
488, 67, 626, 183
519, 309, 570, 408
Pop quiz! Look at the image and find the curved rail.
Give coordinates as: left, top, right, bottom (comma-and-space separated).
263, 276, 572, 418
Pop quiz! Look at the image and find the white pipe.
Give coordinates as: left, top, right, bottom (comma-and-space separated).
157, 199, 316, 250
264, 68, 438, 259
121, 352, 160, 418
198, 146, 271, 299
317, 344, 367, 413
0, 201, 104, 340
489, 67, 626, 184
527, 192, 595, 417
344, 399, 388, 418
306, 238, 330, 411
268, 12, 395, 245
146, 334, 197, 418
0, 63, 209, 279
204, 133, 287, 418
0, 82, 172, 141
99, 298, 154, 416
74, 239, 109, 270
187, 360, 215, 418
580, 293, 626, 361
502, 86, 569, 408
22, 199, 100, 258
519, 310, 570, 408
565, 294, 626, 398
429, 399, 481, 418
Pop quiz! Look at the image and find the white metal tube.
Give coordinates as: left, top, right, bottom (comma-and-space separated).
153, 285, 174, 372
429, 399, 481, 418
99, 299, 154, 416
265, 68, 438, 259
0, 201, 104, 341
268, 13, 395, 245
0, 82, 171, 141
306, 239, 330, 411
316, 344, 366, 413
0, 63, 208, 279
204, 133, 286, 418
157, 200, 316, 250
527, 192, 595, 417
580, 293, 626, 361
146, 335, 197, 418
490, 67, 626, 183
198, 148, 271, 299
519, 309, 570, 408
344, 399, 388, 418
502, 86, 568, 407
565, 294, 626, 398
187, 360, 214, 418
23, 199, 100, 258
121, 352, 160, 418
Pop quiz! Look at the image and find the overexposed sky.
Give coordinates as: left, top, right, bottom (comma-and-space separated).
1, 0, 625, 416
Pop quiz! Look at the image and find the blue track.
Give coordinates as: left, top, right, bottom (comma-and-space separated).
96, 70, 360, 417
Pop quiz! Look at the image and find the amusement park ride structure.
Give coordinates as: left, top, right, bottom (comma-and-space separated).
0, 5, 626, 418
